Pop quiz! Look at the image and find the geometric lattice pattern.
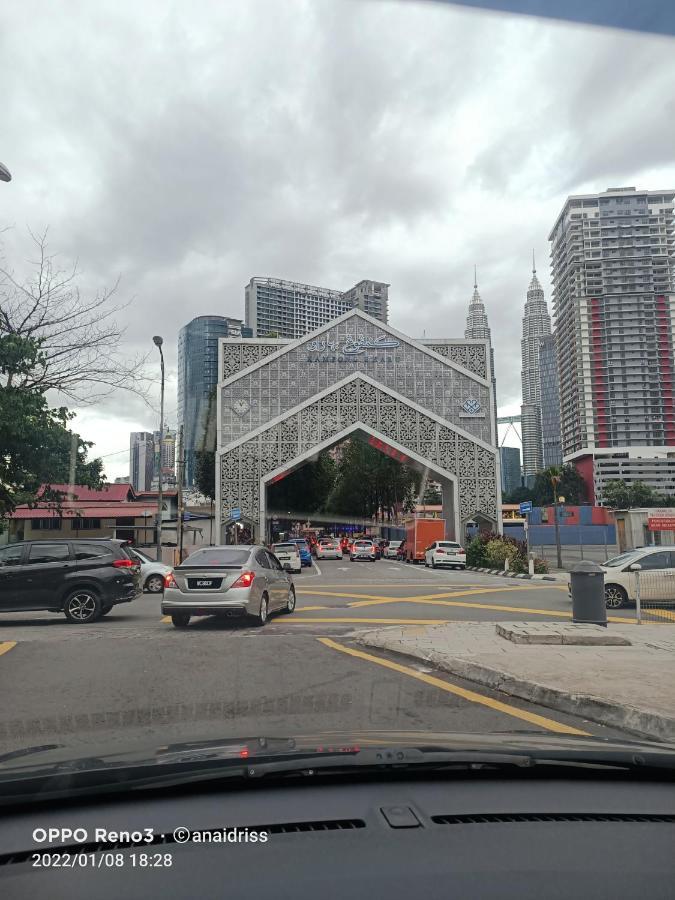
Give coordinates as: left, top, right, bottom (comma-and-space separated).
221, 342, 286, 380
220, 376, 497, 528
422, 342, 488, 379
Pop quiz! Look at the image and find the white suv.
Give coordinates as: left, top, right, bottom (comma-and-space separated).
425, 541, 466, 570
569, 546, 675, 609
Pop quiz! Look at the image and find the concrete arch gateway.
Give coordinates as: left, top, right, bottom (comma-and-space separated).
216, 309, 501, 542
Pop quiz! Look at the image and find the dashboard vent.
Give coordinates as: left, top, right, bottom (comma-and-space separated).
432, 813, 675, 825
0, 819, 365, 867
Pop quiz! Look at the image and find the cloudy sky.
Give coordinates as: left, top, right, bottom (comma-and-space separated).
2, 0, 674, 478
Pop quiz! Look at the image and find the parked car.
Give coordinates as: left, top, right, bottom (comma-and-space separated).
350, 539, 377, 562
272, 542, 302, 574
424, 540, 466, 570
288, 538, 313, 567
384, 540, 403, 559
162, 545, 296, 628
128, 548, 172, 593
0, 539, 141, 623
568, 546, 675, 609
315, 539, 342, 560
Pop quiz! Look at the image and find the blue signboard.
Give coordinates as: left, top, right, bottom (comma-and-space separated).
519, 501, 533, 514
230, 508, 241, 521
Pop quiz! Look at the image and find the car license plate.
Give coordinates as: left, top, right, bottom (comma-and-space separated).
187, 578, 222, 589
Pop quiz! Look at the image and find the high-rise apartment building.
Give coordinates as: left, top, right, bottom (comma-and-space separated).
129, 432, 155, 492
499, 446, 522, 496
549, 186, 675, 503
244, 277, 389, 338
152, 427, 176, 488
178, 316, 246, 487
520, 260, 552, 477
538, 334, 563, 468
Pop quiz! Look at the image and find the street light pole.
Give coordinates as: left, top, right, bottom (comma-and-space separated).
551, 473, 563, 570
0, 162, 11, 183
153, 336, 165, 562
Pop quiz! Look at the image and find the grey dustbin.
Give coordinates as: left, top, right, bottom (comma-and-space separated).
570, 560, 607, 627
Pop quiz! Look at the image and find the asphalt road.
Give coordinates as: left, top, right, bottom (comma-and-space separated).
0, 558, 631, 757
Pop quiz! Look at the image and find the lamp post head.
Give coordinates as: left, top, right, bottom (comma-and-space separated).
0, 162, 11, 183
152, 335, 163, 348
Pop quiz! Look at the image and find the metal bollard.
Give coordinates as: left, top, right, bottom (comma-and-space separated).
570, 560, 607, 627
630, 563, 642, 625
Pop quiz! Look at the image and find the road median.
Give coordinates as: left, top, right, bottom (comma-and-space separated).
355, 621, 675, 742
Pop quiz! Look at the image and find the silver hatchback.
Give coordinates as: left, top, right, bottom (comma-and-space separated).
162, 545, 296, 628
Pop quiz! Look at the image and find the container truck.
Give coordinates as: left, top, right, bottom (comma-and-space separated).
404, 517, 446, 563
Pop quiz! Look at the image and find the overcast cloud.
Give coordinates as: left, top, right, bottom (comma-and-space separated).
2, 0, 674, 477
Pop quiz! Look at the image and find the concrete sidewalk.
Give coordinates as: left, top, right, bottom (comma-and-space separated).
355, 621, 675, 742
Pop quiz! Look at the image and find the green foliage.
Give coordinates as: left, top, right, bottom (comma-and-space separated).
0, 335, 103, 521
485, 538, 518, 567
324, 440, 420, 519
502, 486, 532, 504
532, 465, 586, 506
466, 534, 489, 566
602, 479, 658, 509
267, 451, 337, 515
194, 449, 216, 501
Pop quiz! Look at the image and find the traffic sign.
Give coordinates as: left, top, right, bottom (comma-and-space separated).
519, 501, 533, 514
230, 508, 241, 521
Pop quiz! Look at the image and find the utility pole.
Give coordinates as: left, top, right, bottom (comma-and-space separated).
551, 473, 563, 570
177, 424, 185, 561
153, 336, 165, 562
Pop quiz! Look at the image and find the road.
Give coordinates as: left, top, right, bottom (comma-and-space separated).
0, 558, 631, 756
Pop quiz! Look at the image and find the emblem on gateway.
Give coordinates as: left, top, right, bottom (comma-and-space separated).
232, 399, 250, 416
462, 398, 481, 415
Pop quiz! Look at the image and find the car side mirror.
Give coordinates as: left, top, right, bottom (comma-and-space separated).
629, 563, 642, 572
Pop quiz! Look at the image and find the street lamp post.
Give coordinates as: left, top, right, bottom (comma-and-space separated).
551, 473, 563, 570
0, 162, 11, 183
153, 336, 165, 562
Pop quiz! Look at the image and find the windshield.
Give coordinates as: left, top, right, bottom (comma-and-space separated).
178, 549, 251, 567
1, 0, 674, 827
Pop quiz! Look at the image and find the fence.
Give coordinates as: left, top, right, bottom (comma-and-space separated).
535, 541, 619, 571
629, 569, 675, 625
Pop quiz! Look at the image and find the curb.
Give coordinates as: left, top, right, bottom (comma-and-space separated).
355, 636, 675, 743
466, 565, 558, 582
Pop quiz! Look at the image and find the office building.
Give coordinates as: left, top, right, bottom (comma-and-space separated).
244, 277, 389, 338
129, 432, 155, 492
520, 259, 552, 477
549, 185, 675, 501
539, 334, 563, 468
178, 316, 246, 487
576, 449, 675, 506
500, 446, 522, 496
464, 270, 497, 444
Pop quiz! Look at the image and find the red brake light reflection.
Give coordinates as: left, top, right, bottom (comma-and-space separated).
231, 570, 255, 588
164, 573, 177, 588
112, 558, 135, 568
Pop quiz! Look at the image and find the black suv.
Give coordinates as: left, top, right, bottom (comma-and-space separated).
0, 539, 141, 623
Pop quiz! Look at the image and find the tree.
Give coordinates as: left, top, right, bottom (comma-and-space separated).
422, 482, 442, 505
267, 451, 337, 515
0, 334, 103, 520
194, 449, 216, 502
603, 479, 656, 509
532, 464, 586, 506
0, 229, 148, 403
502, 486, 532, 504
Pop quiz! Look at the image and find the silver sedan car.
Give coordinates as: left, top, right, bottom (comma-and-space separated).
162, 545, 296, 628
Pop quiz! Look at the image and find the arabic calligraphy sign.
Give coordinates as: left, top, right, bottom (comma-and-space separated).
305, 334, 401, 355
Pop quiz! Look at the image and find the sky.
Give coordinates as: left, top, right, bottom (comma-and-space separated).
1, 0, 674, 479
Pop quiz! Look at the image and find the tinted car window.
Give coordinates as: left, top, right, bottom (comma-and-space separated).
636, 551, 672, 570
273, 544, 298, 551
604, 551, 641, 567
0, 545, 24, 567
179, 549, 251, 567
27, 543, 70, 563
73, 542, 114, 561
439, 542, 460, 549
266, 552, 283, 571
255, 550, 271, 568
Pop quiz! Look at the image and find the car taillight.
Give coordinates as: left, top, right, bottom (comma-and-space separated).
112, 558, 135, 568
458, 548, 466, 554
164, 572, 177, 588
437, 550, 445, 554
231, 570, 255, 588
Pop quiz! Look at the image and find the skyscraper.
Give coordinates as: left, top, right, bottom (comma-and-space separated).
538, 334, 563, 468
178, 316, 246, 487
244, 277, 389, 338
520, 257, 552, 478
152, 427, 176, 487
129, 432, 155, 492
499, 446, 522, 496
464, 269, 497, 445
549, 186, 675, 502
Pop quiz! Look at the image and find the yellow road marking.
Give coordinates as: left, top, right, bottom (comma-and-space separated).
298, 585, 559, 603
161, 616, 171, 623
643, 608, 675, 621
295, 605, 330, 612
284, 617, 449, 625
0, 641, 17, 657
317, 637, 590, 736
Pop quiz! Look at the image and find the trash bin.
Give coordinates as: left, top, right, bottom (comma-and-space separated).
570, 560, 607, 627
